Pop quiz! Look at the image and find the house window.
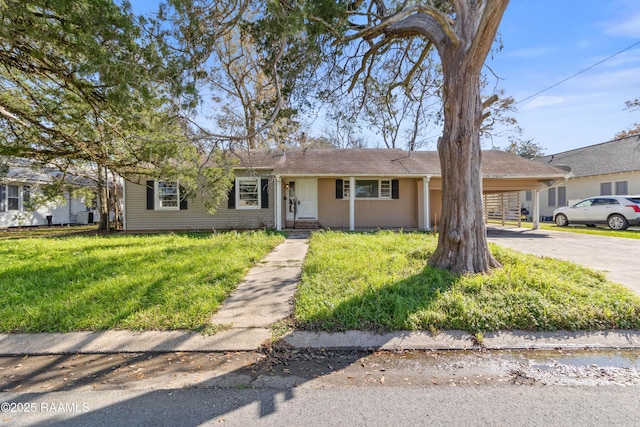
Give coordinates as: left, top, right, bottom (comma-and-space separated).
525, 190, 532, 202
548, 188, 556, 207
557, 186, 567, 207
156, 181, 179, 210
615, 181, 628, 195
7, 185, 19, 211
343, 179, 392, 199
22, 186, 31, 210
380, 180, 391, 198
147, 180, 187, 211
236, 177, 260, 209
600, 182, 612, 196
343, 180, 350, 198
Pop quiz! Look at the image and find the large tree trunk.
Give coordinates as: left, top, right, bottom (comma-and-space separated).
428, 53, 501, 274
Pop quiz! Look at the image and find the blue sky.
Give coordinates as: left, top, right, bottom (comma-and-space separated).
129, 1, 640, 155
488, 0, 640, 153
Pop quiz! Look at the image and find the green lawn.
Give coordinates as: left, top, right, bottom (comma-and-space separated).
0, 231, 284, 332
294, 231, 640, 333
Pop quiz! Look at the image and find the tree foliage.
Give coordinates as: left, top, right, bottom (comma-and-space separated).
0, 0, 235, 228
503, 138, 545, 160
615, 98, 640, 139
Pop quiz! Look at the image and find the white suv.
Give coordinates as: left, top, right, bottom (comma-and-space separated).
553, 195, 640, 230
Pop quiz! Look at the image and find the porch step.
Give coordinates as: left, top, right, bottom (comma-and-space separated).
293, 221, 319, 229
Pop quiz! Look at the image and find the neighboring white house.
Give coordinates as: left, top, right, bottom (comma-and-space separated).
0, 160, 96, 228
521, 135, 640, 220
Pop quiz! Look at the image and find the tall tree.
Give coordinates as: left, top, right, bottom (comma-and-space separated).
147, 0, 309, 151
0, 0, 233, 229
275, 0, 510, 273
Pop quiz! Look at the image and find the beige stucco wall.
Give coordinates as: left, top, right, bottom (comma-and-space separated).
124, 173, 274, 231
316, 178, 419, 229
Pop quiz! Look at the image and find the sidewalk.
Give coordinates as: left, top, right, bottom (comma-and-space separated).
1, 233, 640, 355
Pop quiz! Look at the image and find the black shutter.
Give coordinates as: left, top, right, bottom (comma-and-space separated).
0, 184, 5, 212
179, 186, 188, 210
146, 181, 154, 210
261, 178, 269, 209
227, 182, 236, 209
335, 179, 343, 199
391, 179, 399, 199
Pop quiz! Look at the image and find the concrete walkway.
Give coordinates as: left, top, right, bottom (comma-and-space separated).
2, 230, 640, 355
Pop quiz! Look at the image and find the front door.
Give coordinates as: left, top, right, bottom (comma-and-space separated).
286, 178, 317, 220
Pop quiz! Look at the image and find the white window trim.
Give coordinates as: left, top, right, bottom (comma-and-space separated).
1, 184, 32, 212
236, 177, 261, 210
155, 181, 180, 211
7, 184, 20, 211
343, 179, 392, 200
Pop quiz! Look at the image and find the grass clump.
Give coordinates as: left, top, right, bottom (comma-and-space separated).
294, 230, 640, 333
0, 231, 284, 332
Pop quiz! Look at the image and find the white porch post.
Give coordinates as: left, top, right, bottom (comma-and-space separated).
532, 189, 540, 230
275, 175, 282, 231
422, 176, 431, 231
349, 176, 355, 231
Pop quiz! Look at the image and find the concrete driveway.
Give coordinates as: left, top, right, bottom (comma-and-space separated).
486, 226, 640, 296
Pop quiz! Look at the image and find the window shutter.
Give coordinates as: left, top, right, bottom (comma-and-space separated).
261, 178, 269, 209
391, 179, 399, 199
146, 181, 154, 210
0, 184, 5, 212
227, 182, 236, 209
179, 186, 188, 210
335, 179, 343, 199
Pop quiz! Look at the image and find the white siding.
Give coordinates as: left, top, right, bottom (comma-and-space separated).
521, 171, 640, 220
0, 185, 89, 228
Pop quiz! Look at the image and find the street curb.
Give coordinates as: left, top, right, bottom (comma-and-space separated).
0, 329, 271, 356
2, 329, 640, 356
283, 330, 640, 351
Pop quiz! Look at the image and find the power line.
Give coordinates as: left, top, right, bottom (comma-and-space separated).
515, 40, 640, 105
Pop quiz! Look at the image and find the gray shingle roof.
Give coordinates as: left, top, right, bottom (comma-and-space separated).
231, 147, 568, 179
537, 134, 640, 178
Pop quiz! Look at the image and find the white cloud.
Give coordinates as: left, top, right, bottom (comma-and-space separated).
522, 96, 565, 110
603, 11, 640, 37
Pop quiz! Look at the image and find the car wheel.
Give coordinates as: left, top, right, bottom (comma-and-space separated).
554, 213, 569, 227
608, 214, 629, 230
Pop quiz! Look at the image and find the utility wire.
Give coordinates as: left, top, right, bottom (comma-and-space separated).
515, 40, 640, 105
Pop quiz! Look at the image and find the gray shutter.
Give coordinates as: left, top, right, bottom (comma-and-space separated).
391, 180, 399, 199
146, 181, 154, 210
335, 179, 343, 199
261, 178, 269, 209
0, 184, 5, 212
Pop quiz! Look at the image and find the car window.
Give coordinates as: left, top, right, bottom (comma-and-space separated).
574, 200, 593, 208
592, 198, 619, 206
626, 197, 640, 204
